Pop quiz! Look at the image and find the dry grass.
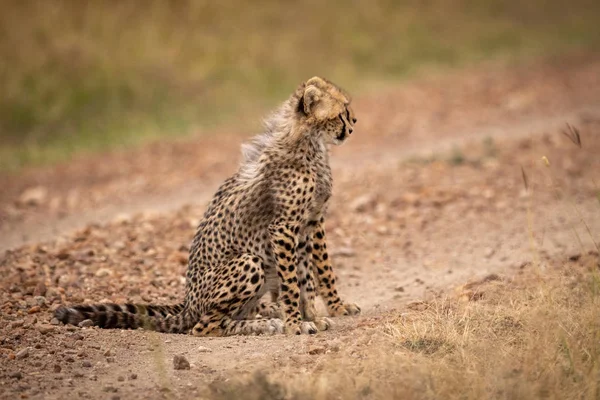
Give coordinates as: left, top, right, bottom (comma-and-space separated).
206, 255, 600, 400
2, 0, 600, 170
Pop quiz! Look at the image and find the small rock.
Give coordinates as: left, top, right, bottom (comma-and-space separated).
484, 247, 495, 259
400, 192, 420, 206
103, 386, 118, 393
28, 306, 41, 314
65, 356, 75, 363
71, 333, 84, 341
95, 268, 112, 278
74, 371, 85, 378
173, 355, 190, 370
82, 360, 92, 368
329, 340, 342, 353
34, 296, 47, 306
103, 349, 112, 357
197, 346, 212, 353
33, 282, 47, 297
350, 194, 377, 212
106, 357, 115, 363
9, 320, 25, 329
406, 301, 428, 312
78, 319, 94, 328
129, 373, 138, 380
16, 348, 29, 360
19, 186, 48, 206
117, 376, 125, 382
36, 324, 55, 334
330, 247, 356, 258
308, 346, 326, 355
395, 286, 405, 292
9, 371, 23, 379
50, 318, 61, 325
56, 249, 70, 260
53, 364, 62, 373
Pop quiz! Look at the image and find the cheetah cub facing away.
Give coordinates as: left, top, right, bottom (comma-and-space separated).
55, 77, 360, 336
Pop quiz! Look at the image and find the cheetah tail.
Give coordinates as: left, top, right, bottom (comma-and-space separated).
54, 303, 194, 333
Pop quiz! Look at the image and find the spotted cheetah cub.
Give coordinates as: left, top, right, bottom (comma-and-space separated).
55, 77, 360, 336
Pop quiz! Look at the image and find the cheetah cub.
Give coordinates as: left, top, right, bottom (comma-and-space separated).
55, 77, 360, 336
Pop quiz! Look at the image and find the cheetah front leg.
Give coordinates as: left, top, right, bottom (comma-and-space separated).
269, 223, 318, 335
297, 233, 332, 331
312, 217, 361, 317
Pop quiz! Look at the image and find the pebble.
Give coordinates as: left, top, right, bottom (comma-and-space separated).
33, 282, 47, 297
50, 318, 61, 325
197, 346, 212, 353
9, 371, 23, 379
53, 365, 62, 373
19, 186, 48, 206
106, 357, 115, 363
331, 247, 356, 258
484, 247, 496, 258
173, 355, 190, 370
117, 376, 125, 382
34, 296, 47, 305
329, 340, 342, 353
16, 348, 29, 360
78, 319, 94, 328
307, 346, 327, 355
28, 306, 41, 314
350, 194, 377, 212
95, 268, 112, 278
56, 250, 70, 260
82, 360, 92, 368
129, 373, 138, 380
103, 386, 118, 393
406, 300, 428, 311
9, 320, 25, 329
36, 324, 55, 334
103, 349, 112, 357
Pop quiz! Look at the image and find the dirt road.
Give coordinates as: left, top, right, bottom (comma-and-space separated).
1, 55, 599, 399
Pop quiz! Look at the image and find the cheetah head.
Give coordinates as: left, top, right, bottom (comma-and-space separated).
297, 76, 357, 145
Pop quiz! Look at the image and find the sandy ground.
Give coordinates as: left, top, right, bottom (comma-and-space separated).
1, 54, 599, 399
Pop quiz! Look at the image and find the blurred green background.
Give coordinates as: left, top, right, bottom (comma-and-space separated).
1, 0, 599, 171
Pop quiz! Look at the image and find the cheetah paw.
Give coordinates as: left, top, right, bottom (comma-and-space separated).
267, 318, 285, 335
329, 302, 361, 317
300, 321, 318, 335
314, 317, 333, 331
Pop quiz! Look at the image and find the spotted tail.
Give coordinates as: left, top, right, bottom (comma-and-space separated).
54, 303, 195, 334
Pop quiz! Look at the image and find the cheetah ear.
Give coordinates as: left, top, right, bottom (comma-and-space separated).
306, 76, 327, 88
302, 85, 323, 116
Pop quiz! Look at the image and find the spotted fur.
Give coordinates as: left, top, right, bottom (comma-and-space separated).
55, 77, 361, 336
